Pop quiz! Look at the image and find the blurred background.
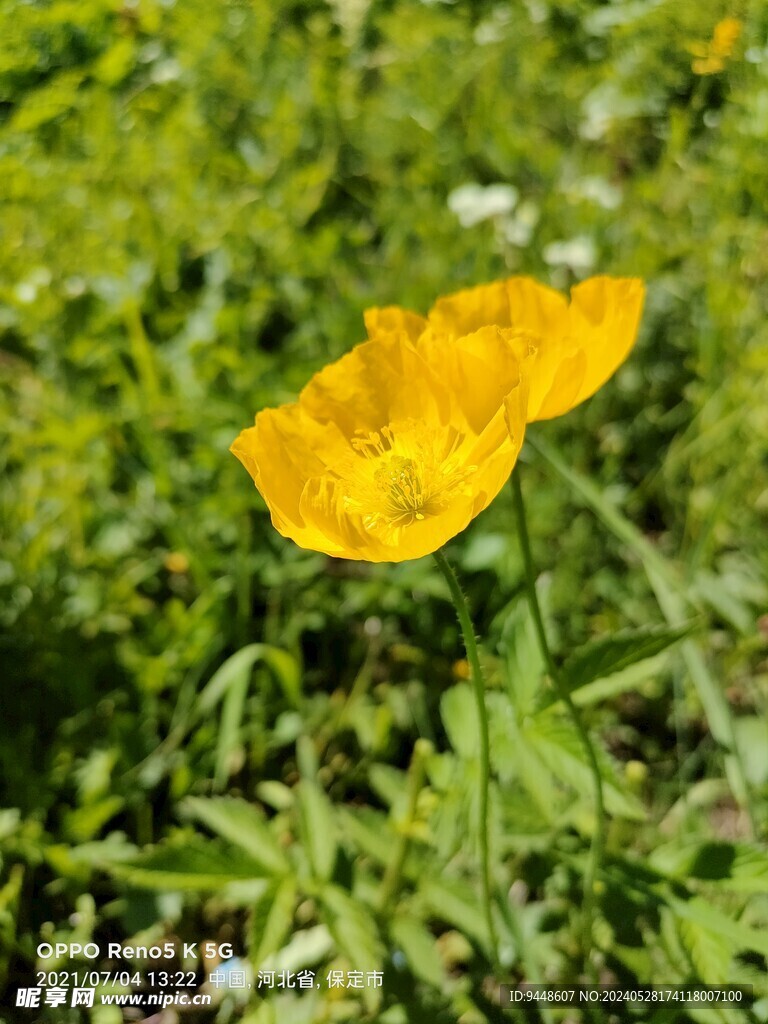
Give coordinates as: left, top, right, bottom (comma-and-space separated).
1, 0, 767, 1021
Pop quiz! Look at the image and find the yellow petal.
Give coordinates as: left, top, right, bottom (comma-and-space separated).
426, 276, 580, 421
428, 279, 514, 337
530, 346, 588, 421
229, 407, 347, 551
427, 275, 569, 340
463, 365, 528, 520
712, 17, 741, 57
502, 278, 578, 420
364, 305, 427, 344
423, 275, 644, 421
298, 474, 373, 558
563, 276, 645, 414
692, 55, 725, 75
418, 325, 533, 435
469, 400, 527, 521
299, 333, 450, 439
505, 277, 570, 337
502, 374, 529, 485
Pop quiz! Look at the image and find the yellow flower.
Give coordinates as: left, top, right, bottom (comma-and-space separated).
452, 658, 471, 680
365, 275, 645, 422
231, 328, 532, 562
690, 17, 742, 75
163, 551, 190, 574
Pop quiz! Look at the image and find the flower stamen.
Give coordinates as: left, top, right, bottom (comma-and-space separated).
340, 421, 476, 538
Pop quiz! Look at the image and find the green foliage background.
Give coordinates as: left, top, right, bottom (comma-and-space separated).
1, 0, 767, 1021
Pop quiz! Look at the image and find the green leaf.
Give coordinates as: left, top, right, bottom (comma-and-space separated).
734, 717, 768, 786
526, 713, 646, 820
108, 836, 271, 890
296, 780, 337, 881
0, 810, 20, 842
390, 915, 445, 987
63, 796, 125, 843
561, 623, 696, 692
668, 895, 768, 959
678, 914, 734, 983
320, 885, 383, 966
495, 787, 559, 839
180, 796, 289, 875
652, 840, 768, 894
723, 845, 768, 893
319, 885, 384, 1012
257, 781, 295, 812
498, 595, 545, 716
214, 665, 249, 790
440, 684, 478, 760
487, 695, 561, 822
461, 532, 507, 572
249, 876, 297, 967
45, 834, 138, 880
420, 877, 490, 952
257, 925, 334, 975
296, 734, 319, 779
11, 70, 85, 132
338, 807, 394, 867
192, 644, 301, 788
692, 569, 755, 635
368, 764, 408, 810
196, 643, 301, 715
568, 654, 671, 708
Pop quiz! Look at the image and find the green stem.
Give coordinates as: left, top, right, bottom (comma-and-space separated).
433, 549, 499, 966
510, 469, 606, 971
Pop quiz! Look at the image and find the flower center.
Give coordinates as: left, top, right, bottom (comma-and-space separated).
339, 422, 475, 537
373, 456, 425, 519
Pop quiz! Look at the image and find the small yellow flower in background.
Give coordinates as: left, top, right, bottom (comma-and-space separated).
452, 658, 471, 680
689, 17, 742, 76
366, 275, 645, 423
231, 327, 532, 562
164, 551, 190, 574
624, 759, 649, 786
